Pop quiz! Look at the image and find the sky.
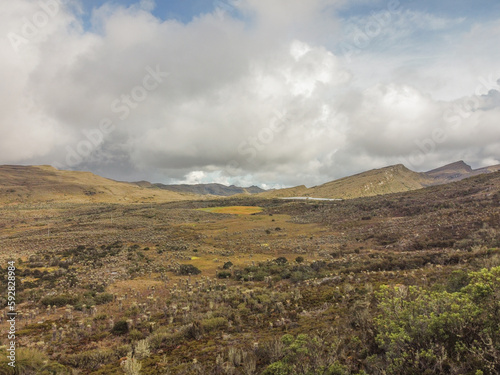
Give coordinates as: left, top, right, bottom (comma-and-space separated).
1, 0, 500, 188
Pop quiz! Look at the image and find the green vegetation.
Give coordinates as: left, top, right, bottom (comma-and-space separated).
178, 264, 202, 275
111, 319, 129, 335
375, 267, 500, 374
0, 348, 71, 375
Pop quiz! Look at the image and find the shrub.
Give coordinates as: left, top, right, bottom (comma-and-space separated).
375, 267, 500, 374
147, 327, 185, 350
0, 347, 71, 375
94, 292, 114, 305
61, 349, 117, 370
326, 362, 349, 375
262, 361, 293, 375
129, 329, 144, 341
178, 264, 201, 276
201, 317, 228, 332
134, 339, 151, 360
112, 319, 129, 335
217, 271, 231, 279
274, 257, 288, 265
223, 261, 233, 269
310, 261, 326, 272
121, 354, 141, 375
41, 294, 78, 307
446, 270, 470, 292
185, 320, 204, 340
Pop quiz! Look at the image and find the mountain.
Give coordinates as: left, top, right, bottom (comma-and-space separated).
261, 164, 433, 199
424, 160, 500, 184
3, 161, 498, 205
140, 182, 266, 196
0, 165, 195, 205
261, 161, 500, 200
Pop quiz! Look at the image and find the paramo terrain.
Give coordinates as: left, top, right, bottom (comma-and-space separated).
0, 166, 499, 374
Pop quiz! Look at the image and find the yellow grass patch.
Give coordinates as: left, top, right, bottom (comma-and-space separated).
198, 206, 263, 215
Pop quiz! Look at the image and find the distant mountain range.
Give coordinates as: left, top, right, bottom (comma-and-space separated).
132, 182, 265, 196
0, 161, 498, 204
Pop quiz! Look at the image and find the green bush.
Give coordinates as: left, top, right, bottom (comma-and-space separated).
129, 328, 144, 341
274, 257, 288, 265
147, 327, 185, 350
0, 348, 71, 375
60, 349, 117, 370
375, 267, 500, 374
41, 294, 78, 307
262, 361, 294, 375
201, 317, 228, 332
446, 270, 470, 292
94, 292, 114, 305
217, 271, 231, 279
178, 264, 201, 275
111, 319, 129, 335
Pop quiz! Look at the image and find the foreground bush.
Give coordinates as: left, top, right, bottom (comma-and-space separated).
375, 266, 500, 374
0, 348, 70, 375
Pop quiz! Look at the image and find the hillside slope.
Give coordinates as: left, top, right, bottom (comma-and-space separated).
261, 164, 432, 199
311, 164, 432, 199
0, 165, 195, 205
261, 161, 500, 200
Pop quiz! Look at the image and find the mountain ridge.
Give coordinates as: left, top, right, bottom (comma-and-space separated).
424, 160, 500, 184
1, 161, 499, 204
142, 182, 265, 196
259, 161, 500, 200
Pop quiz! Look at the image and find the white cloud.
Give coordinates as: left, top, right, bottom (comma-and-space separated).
0, 0, 499, 187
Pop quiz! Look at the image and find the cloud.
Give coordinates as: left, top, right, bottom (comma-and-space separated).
0, 0, 499, 187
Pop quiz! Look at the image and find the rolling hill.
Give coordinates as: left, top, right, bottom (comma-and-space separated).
0, 165, 196, 205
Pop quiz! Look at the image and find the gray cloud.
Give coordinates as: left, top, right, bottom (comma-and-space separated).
1, 0, 499, 187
